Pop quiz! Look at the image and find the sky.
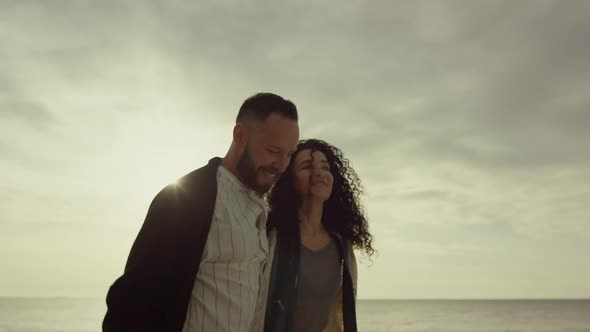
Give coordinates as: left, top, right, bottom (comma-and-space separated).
1, 0, 589, 300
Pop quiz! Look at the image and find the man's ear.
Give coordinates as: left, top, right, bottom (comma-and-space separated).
233, 123, 247, 146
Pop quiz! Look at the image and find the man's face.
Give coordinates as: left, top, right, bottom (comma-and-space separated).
237, 113, 299, 195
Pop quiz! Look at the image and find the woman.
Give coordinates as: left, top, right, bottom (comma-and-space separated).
264, 139, 374, 332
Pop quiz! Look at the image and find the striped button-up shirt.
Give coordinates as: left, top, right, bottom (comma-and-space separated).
182, 165, 272, 332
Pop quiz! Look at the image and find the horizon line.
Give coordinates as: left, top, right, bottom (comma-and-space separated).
1, 296, 588, 301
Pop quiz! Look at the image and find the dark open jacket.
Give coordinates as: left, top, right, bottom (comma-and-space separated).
264, 230, 358, 332
103, 157, 222, 332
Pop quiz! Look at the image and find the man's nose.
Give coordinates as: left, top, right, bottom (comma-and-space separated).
275, 154, 290, 173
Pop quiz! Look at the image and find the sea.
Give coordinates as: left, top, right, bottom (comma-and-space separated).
0, 298, 588, 332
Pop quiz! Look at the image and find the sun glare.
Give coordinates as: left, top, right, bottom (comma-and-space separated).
132, 155, 195, 202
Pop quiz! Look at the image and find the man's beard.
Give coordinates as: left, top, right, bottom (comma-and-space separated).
237, 146, 277, 195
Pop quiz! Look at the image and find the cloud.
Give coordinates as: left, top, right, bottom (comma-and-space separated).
1, 0, 589, 298
0, 99, 55, 129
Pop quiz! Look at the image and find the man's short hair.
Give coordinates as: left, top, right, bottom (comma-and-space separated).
236, 93, 298, 125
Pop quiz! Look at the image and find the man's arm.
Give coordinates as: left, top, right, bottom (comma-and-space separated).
103, 186, 179, 332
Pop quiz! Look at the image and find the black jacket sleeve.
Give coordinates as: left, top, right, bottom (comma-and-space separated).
103, 158, 220, 332
103, 186, 184, 332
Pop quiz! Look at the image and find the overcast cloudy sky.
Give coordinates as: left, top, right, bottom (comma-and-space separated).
1, 0, 589, 300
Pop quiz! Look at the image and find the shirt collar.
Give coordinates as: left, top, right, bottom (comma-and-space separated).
218, 165, 268, 209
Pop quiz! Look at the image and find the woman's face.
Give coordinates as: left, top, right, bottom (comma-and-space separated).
292, 149, 334, 202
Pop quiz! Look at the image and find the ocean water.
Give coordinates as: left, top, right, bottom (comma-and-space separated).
0, 298, 588, 332
357, 300, 590, 332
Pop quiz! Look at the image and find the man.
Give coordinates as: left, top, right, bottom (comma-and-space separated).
103, 93, 300, 332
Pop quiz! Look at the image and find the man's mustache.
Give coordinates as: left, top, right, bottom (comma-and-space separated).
259, 167, 280, 176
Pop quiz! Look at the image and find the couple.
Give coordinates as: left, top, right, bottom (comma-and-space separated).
103, 93, 374, 332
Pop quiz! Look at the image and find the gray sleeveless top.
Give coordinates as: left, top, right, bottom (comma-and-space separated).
291, 238, 341, 332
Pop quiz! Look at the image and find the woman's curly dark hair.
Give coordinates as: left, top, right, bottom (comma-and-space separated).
267, 139, 374, 257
